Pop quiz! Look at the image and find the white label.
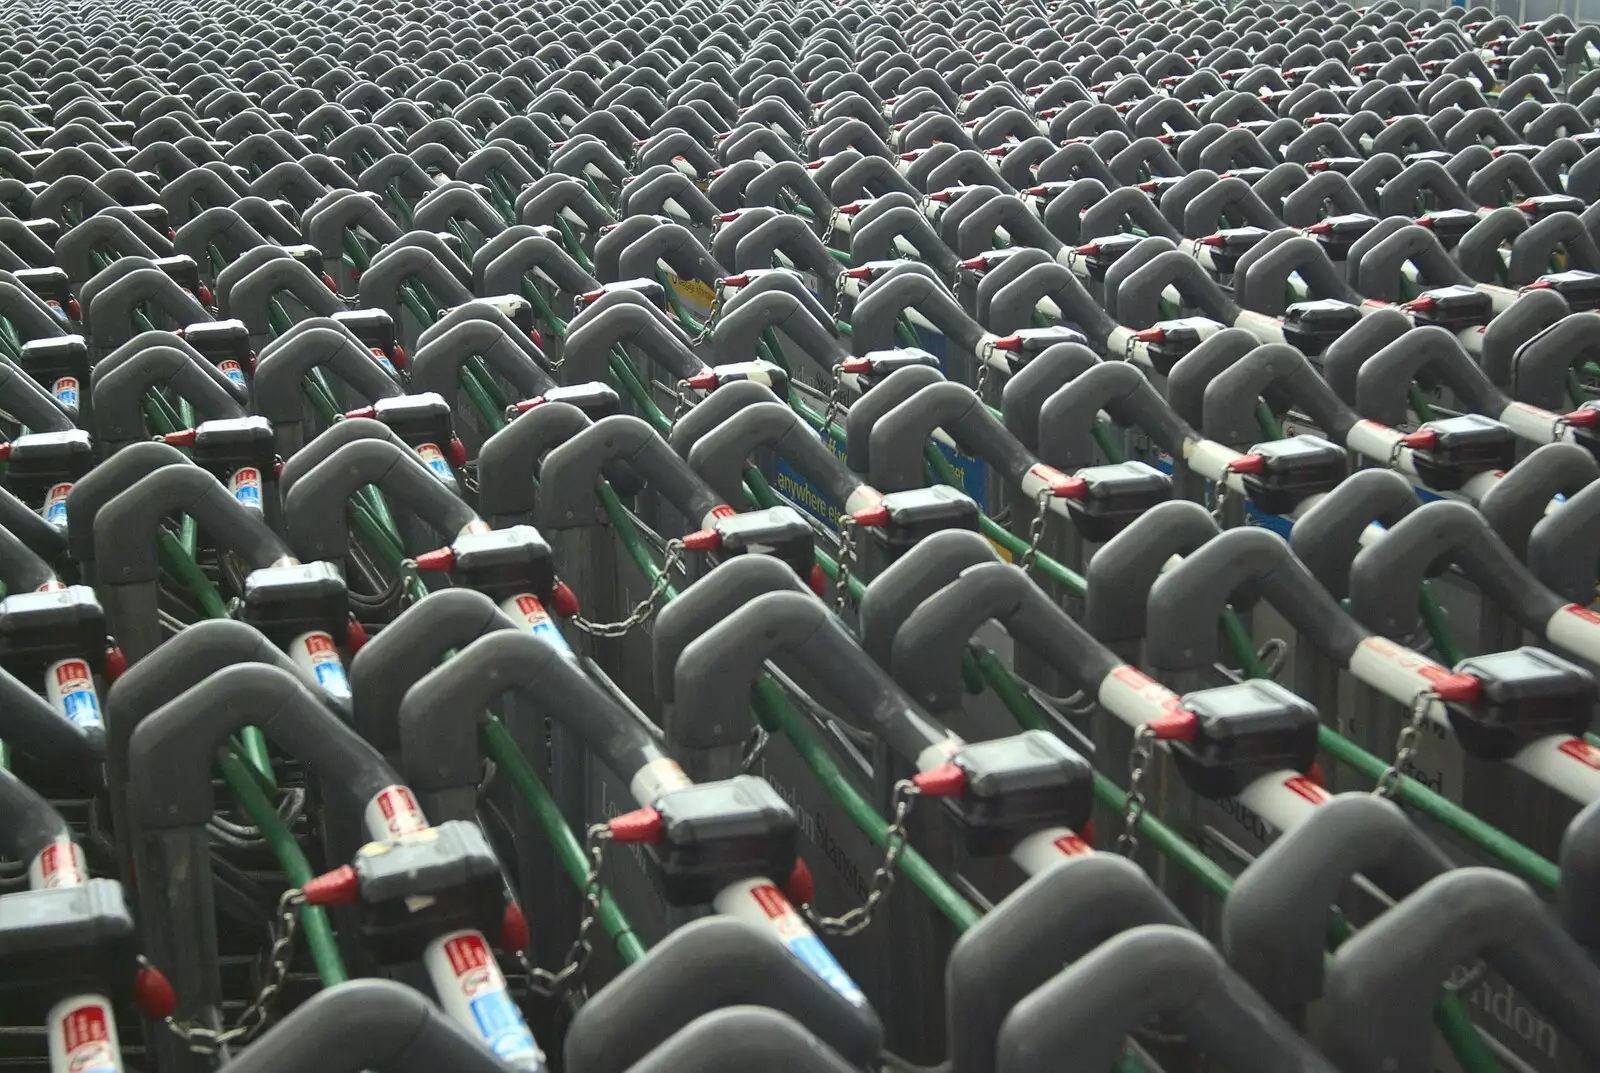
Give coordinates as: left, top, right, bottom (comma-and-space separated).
46, 659, 101, 730
1546, 605, 1600, 666
1346, 636, 1457, 712
713, 878, 868, 1006
499, 594, 576, 661
29, 840, 86, 891
628, 756, 693, 809
1095, 665, 1189, 731
1232, 309, 1287, 344
52, 377, 79, 410
48, 995, 120, 1073
1344, 419, 1405, 463
42, 482, 71, 529
1236, 770, 1330, 834
416, 443, 454, 483
1009, 825, 1093, 876
228, 467, 262, 513
1498, 401, 1564, 445
363, 784, 430, 840
423, 931, 544, 1070
290, 630, 351, 700
1181, 437, 1243, 482
368, 347, 397, 376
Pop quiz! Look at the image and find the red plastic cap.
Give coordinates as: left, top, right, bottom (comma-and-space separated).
1080, 819, 1095, 847
550, 581, 580, 619
322, 272, 339, 293
807, 563, 827, 596
685, 371, 718, 390
1200, 233, 1226, 247
1306, 220, 1334, 235
852, 503, 890, 527
722, 273, 750, 287
413, 547, 456, 572
1049, 474, 1088, 499
1227, 453, 1267, 475
499, 902, 530, 953
197, 284, 213, 307
1400, 428, 1439, 451
1075, 242, 1100, 256
609, 807, 663, 844
959, 254, 989, 270
912, 762, 966, 797
840, 356, 871, 374
1404, 295, 1437, 314
783, 857, 815, 906
1565, 408, 1600, 429
134, 961, 178, 1020
343, 405, 377, 421
845, 266, 873, 279
1306, 159, 1331, 171
447, 438, 468, 468
67, 298, 82, 320
161, 428, 198, 447
104, 646, 128, 682
302, 864, 360, 907
1148, 710, 1198, 741
989, 334, 1023, 352
1523, 279, 1554, 290
681, 527, 721, 552
344, 619, 369, 655
1431, 672, 1480, 705
1517, 198, 1540, 212
1132, 326, 1166, 343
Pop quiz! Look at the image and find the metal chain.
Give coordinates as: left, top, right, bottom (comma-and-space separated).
671, 378, 695, 423
741, 724, 772, 772
524, 824, 611, 1000
1374, 690, 1436, 799
834, 516, 858, 615
1208, 476, 1229, 527
819, 213, 838, 254
822, 361, 848, 434
690, 287, 722, 346
160, 888, 303, 1055
801, 778, 919, 936
974, 353, 991, 399
1115, 724, 1158, 857
1019, 487, 1051, 573
571, 540, 685, 638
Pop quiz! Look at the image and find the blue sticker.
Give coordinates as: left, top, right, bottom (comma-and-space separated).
773, 434, 851, 533
469, 992, 542, 1066
313, 661, 352, 699
56, 387, 78, 408
786, 935, 867, 1007
235, 485, 261, 507
62, 689, 102, 729
45, 499, 67, 526
913, 325, 949, 366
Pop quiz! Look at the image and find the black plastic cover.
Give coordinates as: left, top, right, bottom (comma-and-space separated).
868, 485, 980, 559
1449, 648, 1595, 760
352, 820, 506, 964
1064, 460, 1172, 542
1282, 299, 1361, 356
1409, 414, 1517, 491
238, 561, 348, 641
1242, 435, 1349, 515
0, 880, 135, 1012
450, 525, 556, 602
951, 730, 1094, 856
714, 505, 815, 581
647, 776, 799, 906
1169, 679, 1321, 799
0, 586, 107, 673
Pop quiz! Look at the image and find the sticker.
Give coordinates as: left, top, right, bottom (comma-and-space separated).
416, 444, 454, 482
1558, 739, 1600, 770
431, 933, 544, 1070
667, 273, 716, 310
932, 439, 988, 507
229, 467, 262, 512
30, 840, 86, 890
53, 1000, 118, 1073
365, 784, 429, 839
1053, 832, 1092, 856
47, 659, 102, 730
219, 359, 247, 387
749, 884, 868, 1006
369, 346, 397, 376
43, 482, 71, 528
52, 377, 78, 410
502, 594, 576, 660
1283, 776, 1330, 805
294, 631, 352, 700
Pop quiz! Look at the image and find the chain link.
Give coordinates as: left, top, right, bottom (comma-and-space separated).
1115, 725, 1157, 858
571, 540, 685, 638
671, 378, 695, 423
741, 724, 772, 772
834, 516, 857, 614
800, 778, 919, 936
1208, 475, 1230, 527
1374, 690, 1436, 799
160, 888, 303, 1055
689, 287, 722, 347
819, 212, 838, 255
974, 352, 991, 399
1019, 487, 1051, 573
822, 361, 848, 434
524, 824, 611, 1000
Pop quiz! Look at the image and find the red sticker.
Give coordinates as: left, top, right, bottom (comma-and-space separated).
1283, 776, 1330, 805
62, 1003, 109, 1052
1053, 833, 1092, 857
1566, 605, 1600, 626
55, 661, 89, 688
1559, 739, 1600, 770
749, 883, 790, 920
444, 933, 492, 980
304, 633, 336, 657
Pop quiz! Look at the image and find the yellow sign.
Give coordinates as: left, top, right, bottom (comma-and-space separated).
668, 273, 716, 309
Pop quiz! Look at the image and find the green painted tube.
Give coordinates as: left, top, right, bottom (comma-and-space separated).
1418, 585, 1465, 667
219, 752, 347, 985
482, 718, 647, 965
